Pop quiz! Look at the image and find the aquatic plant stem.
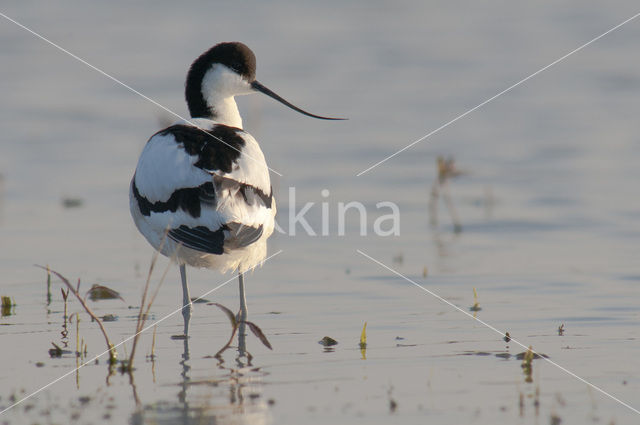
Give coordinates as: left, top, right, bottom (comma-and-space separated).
37, 265, 117, 364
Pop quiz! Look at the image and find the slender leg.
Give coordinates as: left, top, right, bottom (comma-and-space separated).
238, 271, 248, 322
180, 264, 193, 337
237, 271, 247, 354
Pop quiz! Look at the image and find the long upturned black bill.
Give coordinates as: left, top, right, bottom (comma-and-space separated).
251, 81, 346, 120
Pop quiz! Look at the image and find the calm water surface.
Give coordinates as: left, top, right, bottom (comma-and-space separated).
1, 1, 639, 424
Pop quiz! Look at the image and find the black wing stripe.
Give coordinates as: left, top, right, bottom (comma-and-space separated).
214, 175, 273, 208
167, 222, 264, 255
168, 225, 227, 255
133, 176, 271, 219
157, 124, 246, 173
239, 184, 273, 208
132, 177, 216, 218
225, 223, 264, 249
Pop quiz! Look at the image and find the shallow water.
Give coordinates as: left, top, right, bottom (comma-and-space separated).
1, 1, 640, 424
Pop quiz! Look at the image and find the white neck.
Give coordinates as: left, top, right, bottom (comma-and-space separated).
210, 96, 243, 128
200, 64, 254, 129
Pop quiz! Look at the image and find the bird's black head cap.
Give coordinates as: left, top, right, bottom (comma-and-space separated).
185, 42, 257, 118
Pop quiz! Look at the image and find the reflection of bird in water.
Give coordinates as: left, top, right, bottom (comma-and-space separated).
129, 42, 344, 347
130, 335, 270, 425
428, 155, 464, 233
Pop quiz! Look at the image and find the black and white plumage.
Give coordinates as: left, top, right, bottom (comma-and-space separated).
129, 42, 342, 341
131, 119, 274, 273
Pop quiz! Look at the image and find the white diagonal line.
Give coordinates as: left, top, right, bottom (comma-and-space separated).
0, 11, 283, 177
356, 249, 640, 416
0, 249, 283, 416
356, 11, 640, 176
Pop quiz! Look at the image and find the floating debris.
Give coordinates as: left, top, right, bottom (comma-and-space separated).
388, 386, 398, 413
190, 297, 210, 304
117, 359, 132, 375
515, 351, 548, 360
101, 314, 118, 322
170, 334, 187, 340
319, 336, 338, 346
558, 324, 565, 336
61, 197, 84, 208
48, 342, 72, 358
1, 296, 15, 317
460, 351, 492, 356
86, 284, 124, 302
422, 266, 428, 278
503, 332, 511, 343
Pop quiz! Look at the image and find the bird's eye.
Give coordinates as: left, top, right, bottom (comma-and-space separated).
230, 62, 242, 72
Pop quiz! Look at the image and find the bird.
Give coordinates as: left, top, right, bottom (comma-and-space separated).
129, 42, 343, 342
